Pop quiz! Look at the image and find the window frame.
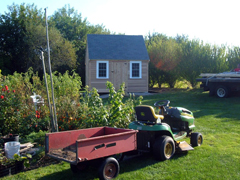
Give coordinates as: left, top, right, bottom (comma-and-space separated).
130, 61, 142, 79
96, 61, 109, 79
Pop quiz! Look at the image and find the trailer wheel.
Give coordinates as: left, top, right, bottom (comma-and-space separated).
113, 153, 124, 162
190, 132, 203, 147
98, 157, 119, 180
216, 85, 229, 98
153, 136, 175, 161
70, 163, 88, 173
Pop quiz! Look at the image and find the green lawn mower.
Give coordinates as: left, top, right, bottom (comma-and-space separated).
129, 100, 203, 161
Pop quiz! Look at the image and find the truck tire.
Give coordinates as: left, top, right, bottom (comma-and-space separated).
190, 132, 203, 147
216, 85, 229, 98
98, 157, 119, 180
153, 136, 175, 161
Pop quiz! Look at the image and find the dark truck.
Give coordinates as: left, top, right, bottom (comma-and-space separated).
196, 72, 240, 98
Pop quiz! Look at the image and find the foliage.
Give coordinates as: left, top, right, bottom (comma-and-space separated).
58, 81, 142, 131
146, 33, 236, 88
0, 152, 31, 169
146, 33, 182, 88
21, 130, 47, 146
0, 3, 109, 82
106, 82, 142, 128
227, 46, 240, 70
0, 69, 142, 136
177, 37, 228, 87
49, 5, 111, 85
0, 69, 50, 136
0, 85, 22, 135
0, 3, 44, 74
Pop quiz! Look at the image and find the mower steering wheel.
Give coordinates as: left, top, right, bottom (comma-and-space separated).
154, 100, 170, 108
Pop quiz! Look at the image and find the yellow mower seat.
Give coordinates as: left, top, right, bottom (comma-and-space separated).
135, 105, 164, 125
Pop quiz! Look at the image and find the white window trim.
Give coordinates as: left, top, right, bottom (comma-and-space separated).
130, 61, 142, 79
96, 61, 109, 79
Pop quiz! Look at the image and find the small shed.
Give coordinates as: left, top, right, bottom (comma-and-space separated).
85, 34, 150, 93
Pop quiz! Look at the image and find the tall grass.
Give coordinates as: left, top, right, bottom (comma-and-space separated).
2, 89, 240, 180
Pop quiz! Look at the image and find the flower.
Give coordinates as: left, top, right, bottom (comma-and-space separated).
0, 95, 4, 99
2, 88, 5, 91
36, 110, 40, 118
5, 85, 8, 91
13, 90, 15, 93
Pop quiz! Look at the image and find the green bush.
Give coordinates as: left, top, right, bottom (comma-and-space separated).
58, 81, 143, 130
0, 85, 22, 135
1, 68, 142, 137
21, 130, 47, 146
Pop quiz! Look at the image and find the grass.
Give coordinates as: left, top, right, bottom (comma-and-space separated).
2, 89, 240, 180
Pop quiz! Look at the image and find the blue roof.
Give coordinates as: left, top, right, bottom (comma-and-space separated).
87, 34, 149, 60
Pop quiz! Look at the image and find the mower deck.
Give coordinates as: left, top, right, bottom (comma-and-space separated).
177, 141, 194, 152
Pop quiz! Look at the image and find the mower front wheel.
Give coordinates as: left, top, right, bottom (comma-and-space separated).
153, 136, 175, 161
191, 132, 203, 147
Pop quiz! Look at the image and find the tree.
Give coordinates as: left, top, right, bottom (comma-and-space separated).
49, 5, 111, 85
0, 3, 77, 75
146, 33, 182, 88
0, 3, 44, 74
227, 46, 240, 70
176, 36, 228, 87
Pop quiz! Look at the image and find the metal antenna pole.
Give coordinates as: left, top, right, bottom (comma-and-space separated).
40, 48, 53, 131
45, 8, 58, 132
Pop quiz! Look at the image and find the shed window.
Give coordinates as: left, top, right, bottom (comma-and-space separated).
97, 61, 109, 79
130, 61, 142, 78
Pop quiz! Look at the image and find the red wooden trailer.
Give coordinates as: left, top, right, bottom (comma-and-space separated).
45, 127, 138, 179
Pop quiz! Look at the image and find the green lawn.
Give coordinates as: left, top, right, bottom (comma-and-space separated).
2, 89, 240, 180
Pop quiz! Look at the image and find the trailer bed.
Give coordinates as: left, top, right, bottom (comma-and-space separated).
45, 127, 138, 164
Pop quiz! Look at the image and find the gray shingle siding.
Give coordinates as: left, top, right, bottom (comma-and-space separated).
87, 34, 149, 60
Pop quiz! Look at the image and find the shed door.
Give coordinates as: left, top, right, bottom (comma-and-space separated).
111, 61, 128, 92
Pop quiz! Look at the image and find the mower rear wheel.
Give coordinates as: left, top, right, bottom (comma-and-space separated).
191, 132, 203, 147
98, 157, 119, 180
153, 136, 175, 161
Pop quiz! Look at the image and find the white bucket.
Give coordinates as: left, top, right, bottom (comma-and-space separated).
4, 141, 20, 159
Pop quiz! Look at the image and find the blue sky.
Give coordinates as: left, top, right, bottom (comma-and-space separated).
1, 0, 240, 47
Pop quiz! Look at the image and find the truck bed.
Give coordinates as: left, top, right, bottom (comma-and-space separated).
197, 72, 240, 83
199, 72, 240, 78
45, 127, 138, 164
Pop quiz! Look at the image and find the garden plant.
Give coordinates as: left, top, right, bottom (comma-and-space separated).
1, 89, 240, 179
0, 68, 142, 175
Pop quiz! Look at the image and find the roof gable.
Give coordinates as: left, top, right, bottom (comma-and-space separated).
87, 34, 149, 60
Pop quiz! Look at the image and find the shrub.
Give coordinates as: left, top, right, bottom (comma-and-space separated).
58, 81, 143, 130
1, 68, 142, 136
0, 85, 22, 135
